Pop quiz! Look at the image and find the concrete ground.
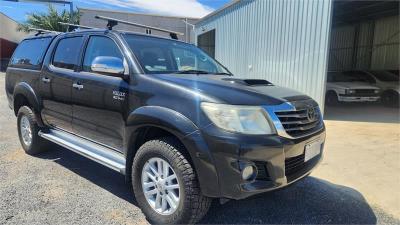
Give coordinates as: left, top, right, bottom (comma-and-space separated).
321, 104, 400, 218
1, 73, 399, 224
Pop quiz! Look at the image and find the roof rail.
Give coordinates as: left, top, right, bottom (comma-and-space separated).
94, 15, 184, 40
28, 27, 61, 36
58, 22, 96, 32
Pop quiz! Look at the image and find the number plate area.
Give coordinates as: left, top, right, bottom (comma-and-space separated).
304, 139, 322, 162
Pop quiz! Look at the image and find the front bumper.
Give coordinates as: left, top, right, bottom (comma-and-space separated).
338, 95, 380, 102
201, 125, 326, 200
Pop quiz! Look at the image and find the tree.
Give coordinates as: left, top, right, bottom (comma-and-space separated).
17, 5, 80, 32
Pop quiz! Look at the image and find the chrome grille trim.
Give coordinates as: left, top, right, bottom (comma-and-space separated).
264, 101, 324, 139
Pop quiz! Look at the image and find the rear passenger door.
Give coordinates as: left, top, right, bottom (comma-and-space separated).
40, 36, 85, 132
71, 35, 129, 151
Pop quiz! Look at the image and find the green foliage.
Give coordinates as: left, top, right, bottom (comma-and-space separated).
17, 5, 80, 32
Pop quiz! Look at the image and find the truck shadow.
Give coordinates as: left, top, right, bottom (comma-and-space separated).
199, 178, 377, 224
38, 146, 377, 224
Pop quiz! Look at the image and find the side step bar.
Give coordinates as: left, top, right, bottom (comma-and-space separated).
39, 129, 126, 174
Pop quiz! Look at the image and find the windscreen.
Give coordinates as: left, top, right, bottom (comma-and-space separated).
123, 34, 230, 75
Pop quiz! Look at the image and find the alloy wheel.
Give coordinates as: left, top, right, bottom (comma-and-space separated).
20, 115, 32, 146
141, 157, 180, 215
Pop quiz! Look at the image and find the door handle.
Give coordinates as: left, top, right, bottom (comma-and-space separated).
72, 83, 84, 90
42, 77, 51, 83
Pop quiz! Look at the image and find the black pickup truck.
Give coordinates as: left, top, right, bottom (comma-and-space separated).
5, 28, 325, 224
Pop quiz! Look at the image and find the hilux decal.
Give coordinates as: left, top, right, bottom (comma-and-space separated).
112, 90, 126, 101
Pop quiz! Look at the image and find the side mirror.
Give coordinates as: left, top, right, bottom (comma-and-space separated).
91, 56, 127, 78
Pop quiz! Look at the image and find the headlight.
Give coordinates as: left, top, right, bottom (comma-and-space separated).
346, 89, 356, 94
374, 89, 379, 94
201, 102, 275, 134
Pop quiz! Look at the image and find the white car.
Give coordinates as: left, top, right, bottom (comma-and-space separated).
358, 71, 399, 107
325, 71, 380, 105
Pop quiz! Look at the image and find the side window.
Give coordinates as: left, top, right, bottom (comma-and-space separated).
53, 36, 84, 70
83, 36, 123, 72
10, 37, 52, 69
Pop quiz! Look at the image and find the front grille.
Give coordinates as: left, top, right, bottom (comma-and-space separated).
275, 107, 322, 137
285, 154, 306, 177
341, 89, 378, 97
285, 153, 321, 182
255, 162, 270, 181
355, 89, 376, 95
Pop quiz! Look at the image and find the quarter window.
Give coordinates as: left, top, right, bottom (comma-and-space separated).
83, 36, 123, 72
53, 36, 84, 70
10, 37, 52, 69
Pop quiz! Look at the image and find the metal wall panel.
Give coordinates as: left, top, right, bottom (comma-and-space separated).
328, 25, 355, 71
371, 16, 399, 70
355, 21, 374, 70
328, 21, 375, 71
328, 15, 400, 72
195, 0, 333, 110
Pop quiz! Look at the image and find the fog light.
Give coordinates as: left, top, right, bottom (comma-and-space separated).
242, 165, 256, 181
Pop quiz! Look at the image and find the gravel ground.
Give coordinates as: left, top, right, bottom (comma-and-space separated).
1, 73, 399, 224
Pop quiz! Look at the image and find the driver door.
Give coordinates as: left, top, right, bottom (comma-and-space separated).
70, 35, 129, 151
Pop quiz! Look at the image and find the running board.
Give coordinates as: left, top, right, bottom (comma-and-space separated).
39, 129, 126, 174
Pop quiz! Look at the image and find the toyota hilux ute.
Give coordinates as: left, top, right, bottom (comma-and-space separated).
5, 29, 325, 224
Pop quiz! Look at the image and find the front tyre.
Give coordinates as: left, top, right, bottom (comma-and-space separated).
132, 138, 211, 224
17, 106, 50, 155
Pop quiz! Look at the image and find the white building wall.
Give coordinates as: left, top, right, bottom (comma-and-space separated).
0, 13, 27, 43
195, 0, 333, 110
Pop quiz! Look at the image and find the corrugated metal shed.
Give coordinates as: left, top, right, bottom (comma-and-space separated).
195, 0, 333, 110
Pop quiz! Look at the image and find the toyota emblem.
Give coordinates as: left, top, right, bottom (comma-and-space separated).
307, 107, 317, 121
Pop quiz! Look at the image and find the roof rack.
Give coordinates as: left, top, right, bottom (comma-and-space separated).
28, 27, 60, 36
94, 15, 184, 40
58, 22, 95, 32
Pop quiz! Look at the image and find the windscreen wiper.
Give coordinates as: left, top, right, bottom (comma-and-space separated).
214, 72, 232, 75
175, 70, 211, 74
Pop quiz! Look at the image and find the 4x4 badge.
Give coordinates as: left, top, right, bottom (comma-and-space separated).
113, 91, 126, 101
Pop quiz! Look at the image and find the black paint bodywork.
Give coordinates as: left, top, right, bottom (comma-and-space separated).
5, 30, 325, 199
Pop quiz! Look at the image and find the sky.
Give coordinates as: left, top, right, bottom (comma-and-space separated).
0, 0, 230, 22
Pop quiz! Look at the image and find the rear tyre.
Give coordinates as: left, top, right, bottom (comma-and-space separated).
132, 138, 211, 224
325, 91, 339, 106
17, 106, 50, 155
